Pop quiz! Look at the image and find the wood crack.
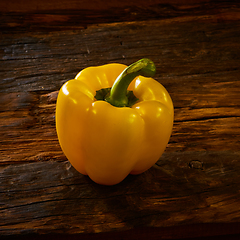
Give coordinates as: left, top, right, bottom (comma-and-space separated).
175, 115, 240, 123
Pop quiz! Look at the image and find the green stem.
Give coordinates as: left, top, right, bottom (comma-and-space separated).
106, 58, 156, 107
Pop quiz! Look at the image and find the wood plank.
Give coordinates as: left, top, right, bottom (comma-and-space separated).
1, 151, 240, 235
1, 19, 240, 93
1, 0, 240, 238
0, 0, 212, 12
1, 88, 240, 164
1, 1, 239, 32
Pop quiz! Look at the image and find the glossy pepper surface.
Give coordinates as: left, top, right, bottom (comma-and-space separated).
56, 59, 174, 185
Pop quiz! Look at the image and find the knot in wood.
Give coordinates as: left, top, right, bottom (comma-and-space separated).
189, 160, 203, 169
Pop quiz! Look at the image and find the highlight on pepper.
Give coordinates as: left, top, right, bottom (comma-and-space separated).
56, 58, 174, 185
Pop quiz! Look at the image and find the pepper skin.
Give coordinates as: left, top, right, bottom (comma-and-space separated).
56, 59, 174, 185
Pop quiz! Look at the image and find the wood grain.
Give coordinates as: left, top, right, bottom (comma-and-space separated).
1, 151, 240, 235
1, 1, 240, 32
1, 0, 240, 238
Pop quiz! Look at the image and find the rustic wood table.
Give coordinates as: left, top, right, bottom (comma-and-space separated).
1, 0, 240, 239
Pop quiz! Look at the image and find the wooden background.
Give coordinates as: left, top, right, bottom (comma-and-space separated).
1, 0, 240, 239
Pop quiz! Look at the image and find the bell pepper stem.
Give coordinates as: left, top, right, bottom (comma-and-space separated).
106, 58, 156, 107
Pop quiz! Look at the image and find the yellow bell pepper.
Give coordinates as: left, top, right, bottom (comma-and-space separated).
56, 59, 174, 185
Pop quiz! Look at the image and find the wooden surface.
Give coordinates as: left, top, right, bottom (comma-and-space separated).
1, 0, 240, 239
